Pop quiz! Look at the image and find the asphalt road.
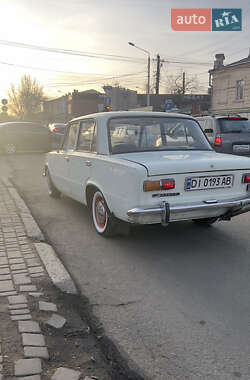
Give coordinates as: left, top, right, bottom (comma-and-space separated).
3, 153, 250, 380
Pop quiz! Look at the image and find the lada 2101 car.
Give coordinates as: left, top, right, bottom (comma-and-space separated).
44, 112, 250, 236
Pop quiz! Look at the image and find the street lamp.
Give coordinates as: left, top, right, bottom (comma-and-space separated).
128, 42, 150, 107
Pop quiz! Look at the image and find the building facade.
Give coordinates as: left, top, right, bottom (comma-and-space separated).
209, 54, 250, 117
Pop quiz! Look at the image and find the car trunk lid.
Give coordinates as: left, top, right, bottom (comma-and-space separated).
117, 150, 250, 176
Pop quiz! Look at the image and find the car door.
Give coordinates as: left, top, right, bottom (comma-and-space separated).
67, 119, 97, 203
50, 122, 79, 196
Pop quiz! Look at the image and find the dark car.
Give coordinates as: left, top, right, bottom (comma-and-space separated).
0, 122, 51, 154
48, 123, 66, 149
196, 115, 250, 157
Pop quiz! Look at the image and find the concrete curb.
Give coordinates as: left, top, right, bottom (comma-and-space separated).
3, 177, 78, 296
34, 243, 78, 295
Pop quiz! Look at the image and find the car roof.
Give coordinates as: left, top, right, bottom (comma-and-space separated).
70, 111, 195, 123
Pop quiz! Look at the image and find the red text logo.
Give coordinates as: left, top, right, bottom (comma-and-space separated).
171, 9, 211, 31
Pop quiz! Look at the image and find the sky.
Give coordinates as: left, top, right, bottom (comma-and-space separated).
0, 0, 249, 100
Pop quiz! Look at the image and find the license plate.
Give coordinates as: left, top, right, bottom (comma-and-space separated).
233, 144, 250, 152
185, 175, 234, 191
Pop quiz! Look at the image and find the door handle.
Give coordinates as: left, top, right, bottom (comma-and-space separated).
85, 160, 92, 167
63, 156, 69, 162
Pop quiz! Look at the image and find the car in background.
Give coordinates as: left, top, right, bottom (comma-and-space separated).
0, 121, 51, 154
48, 123, 67, 149
196, 115, 250, 157
45, 111, 250, 237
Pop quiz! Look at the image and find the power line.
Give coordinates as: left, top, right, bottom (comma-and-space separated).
0, 40, 145, 64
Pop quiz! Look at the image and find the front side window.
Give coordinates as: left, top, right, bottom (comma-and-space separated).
77, 119, 96, 152
62, 123, 79, 150
236, 80, 244, 100
109, 117, 212, 154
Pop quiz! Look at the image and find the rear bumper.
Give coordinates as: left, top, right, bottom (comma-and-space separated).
127, 197, 250, 225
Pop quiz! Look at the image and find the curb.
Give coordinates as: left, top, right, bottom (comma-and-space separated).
3, 177, 78, 296
34, 243, 78, 295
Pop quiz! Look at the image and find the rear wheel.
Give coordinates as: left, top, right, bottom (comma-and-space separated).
193, 217, 218, 226
91, 190, 117, 237
46, 169, 61, 198
4, 143, 16, 154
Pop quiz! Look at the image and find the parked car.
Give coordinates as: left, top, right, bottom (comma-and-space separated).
196, 115, 250, 156
44, 112, 250, 237
48, 123, 67, 149
0, 122, 51, 154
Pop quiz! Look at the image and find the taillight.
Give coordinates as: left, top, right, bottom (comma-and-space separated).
53, 128, 58, 133
144, 179, 175, 192
242, 174, 250, 183
161, 179, 175, 190
214, 135, 222, 147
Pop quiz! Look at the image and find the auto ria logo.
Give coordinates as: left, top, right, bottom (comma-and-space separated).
171, 8, 242, 31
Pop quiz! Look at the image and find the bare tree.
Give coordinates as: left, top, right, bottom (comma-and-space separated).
8, 75, 44, 119
165, 72, 200, 94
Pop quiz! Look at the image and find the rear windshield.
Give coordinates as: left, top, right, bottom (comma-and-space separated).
109, 117, 212, 154
218, 118, 250, 133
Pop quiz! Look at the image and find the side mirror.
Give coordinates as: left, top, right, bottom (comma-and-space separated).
204, 128, 213, 134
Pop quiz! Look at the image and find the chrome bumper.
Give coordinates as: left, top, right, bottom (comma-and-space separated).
127, 197, 250, 225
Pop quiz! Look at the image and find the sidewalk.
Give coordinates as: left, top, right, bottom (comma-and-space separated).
0, 179, 112, 380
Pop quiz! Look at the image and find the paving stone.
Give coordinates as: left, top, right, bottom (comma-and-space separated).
0, 291, 17, 296
0, 268, 10, 275
0, 274, 11, 281
0, 257, 8, 265
28, 267, 44, 274
24, 346, 49, 359
0, 252, 6, 257
11, 314, 32, 321
29, 292, 43, 298
39, 301, 57, 312
23, 254, 36, 259
13, 274, 31, 285
8, 294, 27, 304
22, 333, 45, 347
18, 321, 41, 333
0, 280, 14, 292
9, 303, 28, 310
30, 273, 44, 278
17, 376, 41, 380
9, 258, 24, 264
7, 251, 22, 258
46, 314, 66, 329
14, 358, 42, 376
0, 355, 2, 363
10, 308, 30, 315
51, 367, 81, 380
0, 304, 8, 313
20, 285, 37, 292
11, 263, 26, 270
26, 259, 41, 267
12, 269, 28, 274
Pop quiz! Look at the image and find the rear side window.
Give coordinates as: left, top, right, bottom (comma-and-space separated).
218, 119, 250, 133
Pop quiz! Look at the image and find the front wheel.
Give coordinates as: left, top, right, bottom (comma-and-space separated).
46, 170, 61, 198
91, 190, 117, 237
193, 217, 218, 226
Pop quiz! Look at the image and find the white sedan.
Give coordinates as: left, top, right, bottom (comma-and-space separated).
44, 111, 250, 236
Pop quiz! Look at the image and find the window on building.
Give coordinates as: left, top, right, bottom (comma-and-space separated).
236, 80, 244, 100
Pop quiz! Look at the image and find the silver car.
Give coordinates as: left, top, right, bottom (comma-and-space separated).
196, 115, 250, 157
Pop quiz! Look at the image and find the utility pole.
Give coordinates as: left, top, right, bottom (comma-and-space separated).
182, 72, 186, 95
155, 54, 161, 95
